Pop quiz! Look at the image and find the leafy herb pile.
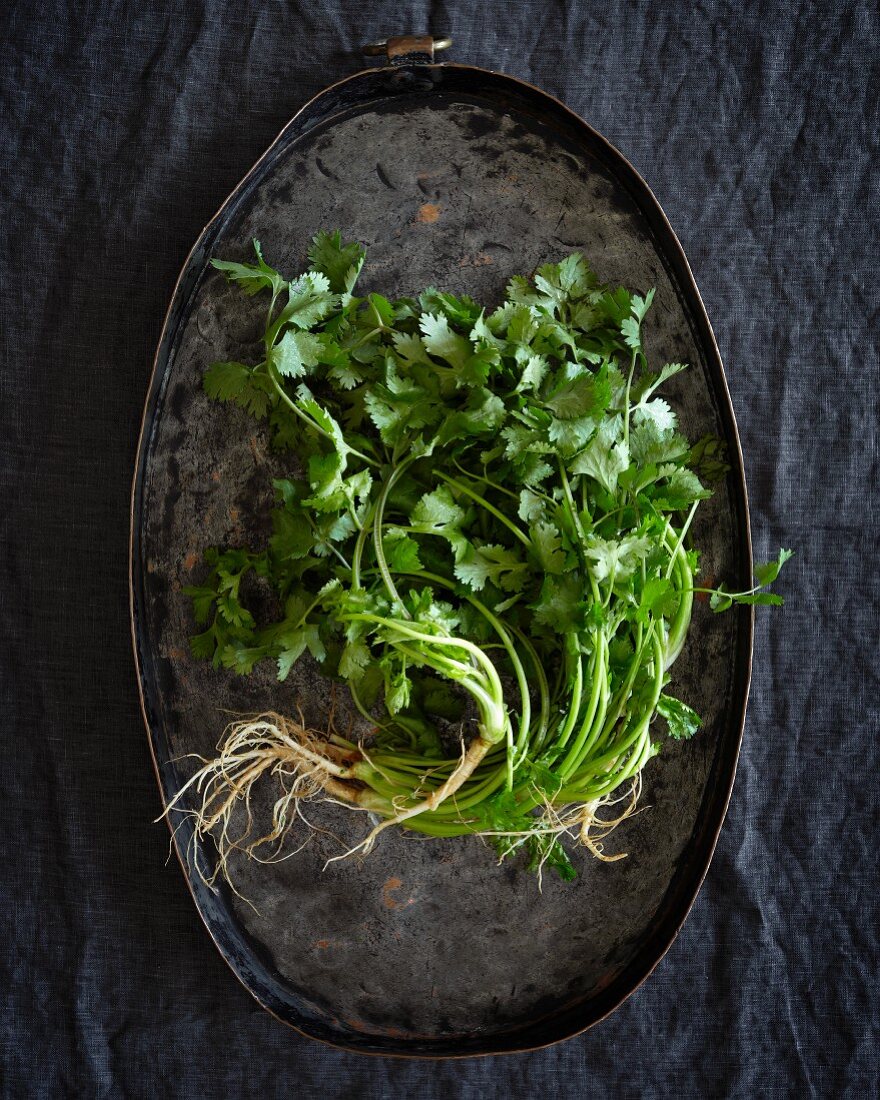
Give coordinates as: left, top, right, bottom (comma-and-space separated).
178, 231, 789, 884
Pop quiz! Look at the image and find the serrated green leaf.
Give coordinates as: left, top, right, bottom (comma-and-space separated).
307, 230, 366, 293
530, 522, 566, 574
544, 367, 611, 420
638, 576, 678, 623
411, 485, 466, 531
585, 535, 651, 583
419, 312, 471, 370
276, 630, 309, 680
657, 693, 701, 740
339, 638, 371, 680
653, 467, 712, 510
531, 574, 587, 633
736, 592, 784, 606
633, 397, 677, 434
211, 239, 286, 297
630, 288, 656, 323
454, 543, 528, 592
571, 418, 629, 493
384, 531, 423, 573
620, 315, 642, 351
514, 353, 548, 394
517, 488, 547, 524
272, 330, 324, 378
203, 361, 251, 401
754, 548, 794, 587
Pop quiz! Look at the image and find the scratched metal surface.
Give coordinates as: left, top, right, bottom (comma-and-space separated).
133, 68, 750, 1054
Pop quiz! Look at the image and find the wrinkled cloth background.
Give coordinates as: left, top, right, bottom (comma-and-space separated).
2, 1, 877, 1096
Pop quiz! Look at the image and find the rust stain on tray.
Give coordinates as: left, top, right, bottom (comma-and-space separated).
414, 202, 441, 224
382, 876, 416, 910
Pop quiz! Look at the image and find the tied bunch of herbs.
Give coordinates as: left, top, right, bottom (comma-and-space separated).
177, 231, 789, 884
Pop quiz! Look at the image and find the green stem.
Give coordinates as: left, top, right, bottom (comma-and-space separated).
623, 349, 637, 447
558, 634, 608, 778
372, 458, 417, 610
435, 472, 533, 550
266, 360, 379, 468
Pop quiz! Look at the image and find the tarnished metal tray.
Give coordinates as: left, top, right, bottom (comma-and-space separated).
130, 37, 753, 1056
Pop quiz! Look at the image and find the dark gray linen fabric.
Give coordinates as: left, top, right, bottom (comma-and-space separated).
1, 1, 877, 1095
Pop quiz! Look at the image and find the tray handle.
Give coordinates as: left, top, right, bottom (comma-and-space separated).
361, 35, 452, 66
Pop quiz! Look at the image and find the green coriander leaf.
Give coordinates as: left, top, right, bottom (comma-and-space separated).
384, 531, 423, 573
585, 535, 652, 583
514, 353, 548, 394
203, 360, 250, 400
709, 586, 733, 613
435, 387, 506, 446
571, 418, 629, 493
391, 329, 431, 366
273, 273, 336, 332
276, 631, 309, 681
295, 385, 348, 458
638, 576, 678, 623
656, 693, 701, 740
216, 592, 254, 630
544, 366, 611, 420
272, 330, 324, 378
506, 305, 540, 345
419, 312, 471, 370
530, 521, 566, 574
223, 642, 268, 675
382, 657, 412, 715
411, 485, 466, 531
630, 288, 656, 323
189, 627, 219, 660
307, 230, 367, 293
270, 509, 316, 561
531, 574, 587, 633
211, 239, 285, 297
327, 359, 367, 390
454, 543, 528, 592
653, 468, 712, 511
341, 256, 365, 303
363, 360, 442, 444
517, 488, 547, 524
470, 310, 504, 349
203, 362, 275, 418
339, 638, 371, 680
634, 361, 688, 402
629, 420, 690, 465
754, 548, 794, 587
620, 315, 642, 351
633, 397, 677, 434
419, 289, 483, 327
183, 585, 218, 625
546, 414, 600, 455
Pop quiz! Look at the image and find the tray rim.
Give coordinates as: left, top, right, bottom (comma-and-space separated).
129, 58, 755, 1058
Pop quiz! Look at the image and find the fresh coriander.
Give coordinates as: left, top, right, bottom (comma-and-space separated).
172, 233, 790, 886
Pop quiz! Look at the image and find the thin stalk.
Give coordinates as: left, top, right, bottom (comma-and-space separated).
558, 635, 608, 778
372, 457, 417, 611
266, 360, 379, 468
435, 472, 533, 550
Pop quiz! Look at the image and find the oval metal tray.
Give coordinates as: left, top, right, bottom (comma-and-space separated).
130, 52, 753, 1057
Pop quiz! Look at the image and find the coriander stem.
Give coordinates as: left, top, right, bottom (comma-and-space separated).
664, 501, 699, 580
435, 473, 533, 550
266, 360, 380, 468
623, 349, 637, 447
372, 458, 416, 612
